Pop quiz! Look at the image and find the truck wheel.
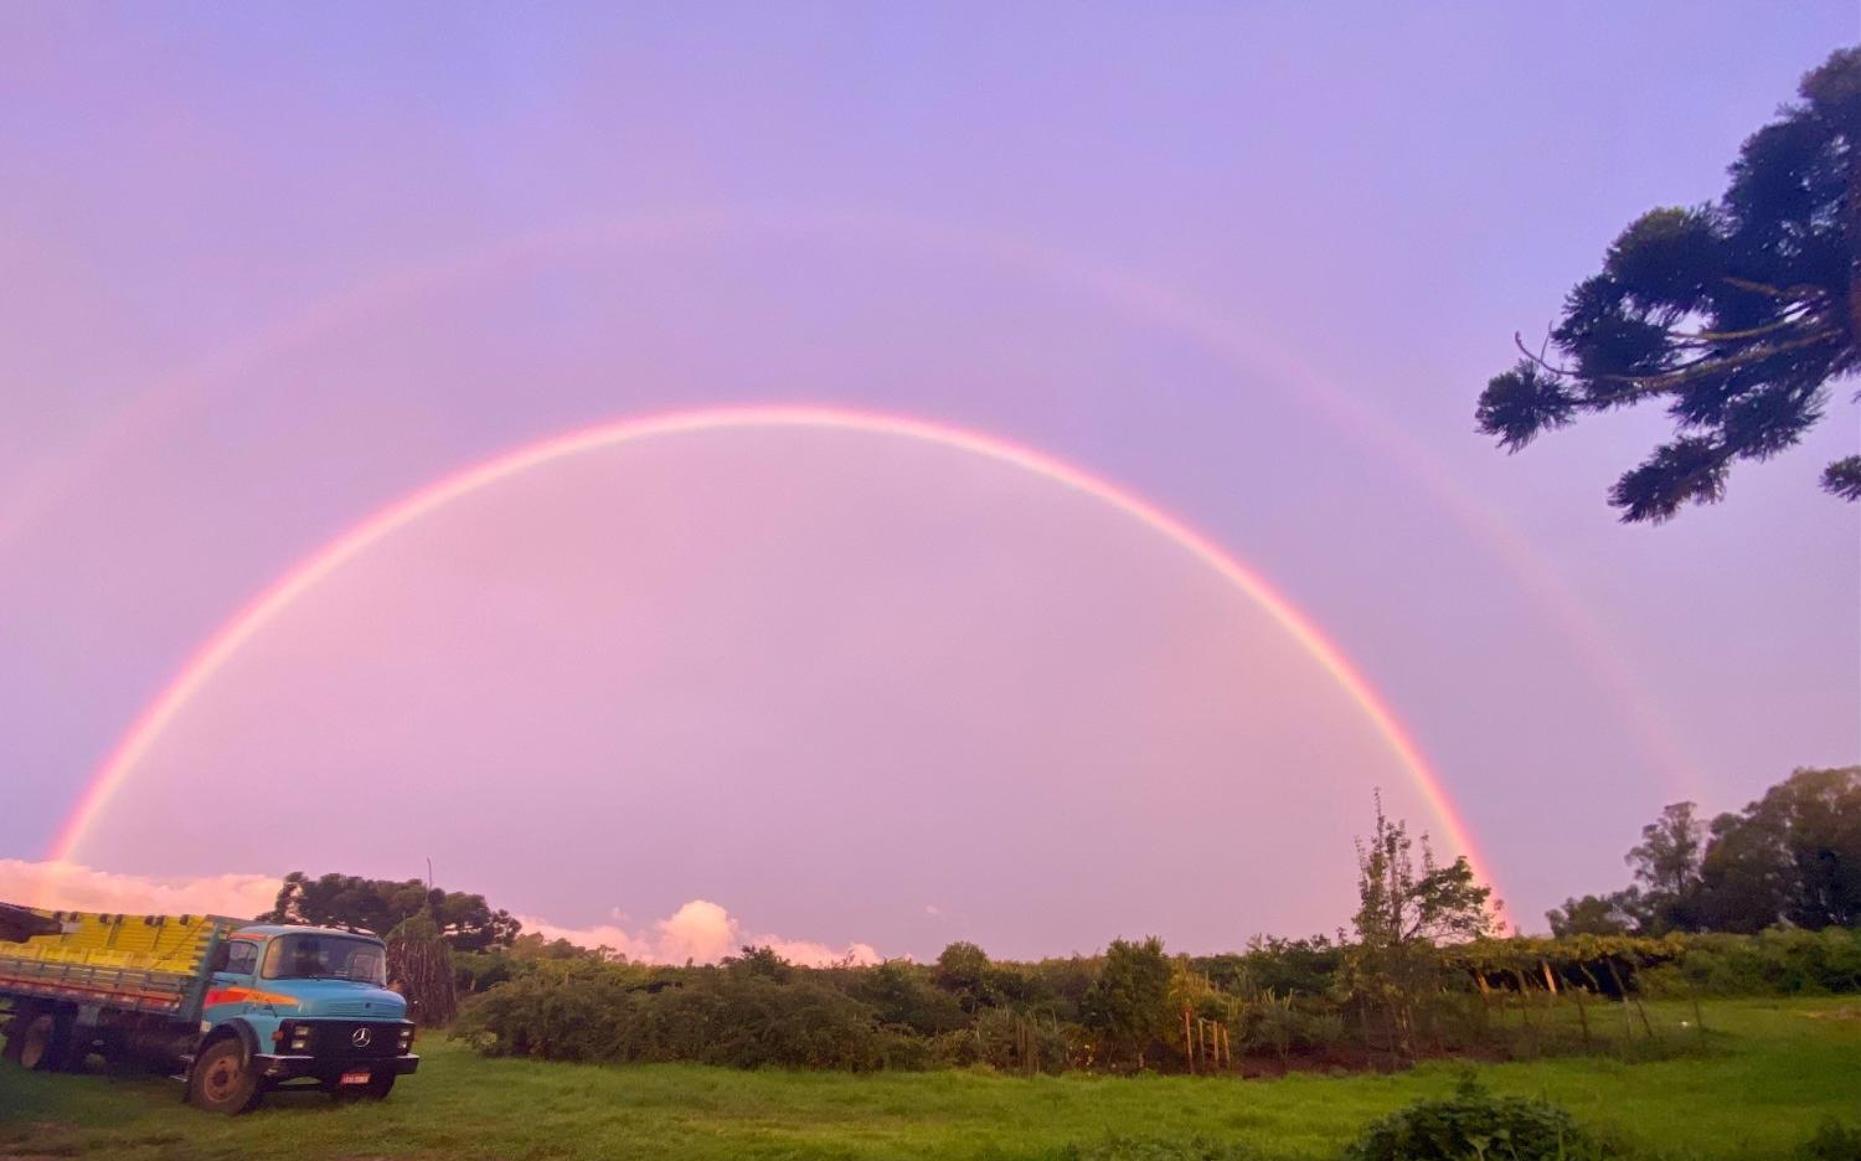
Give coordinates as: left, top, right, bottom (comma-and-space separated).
0, 1009, 25, 1064
187, 1039, 262, 1114
17, 1012, 68, 1072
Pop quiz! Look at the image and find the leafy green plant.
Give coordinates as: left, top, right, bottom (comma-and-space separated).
1799, 1120, 1861, 1161
1344, 1075, 1613, 1161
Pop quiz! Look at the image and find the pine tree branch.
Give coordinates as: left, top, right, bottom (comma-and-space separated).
1679, 308, 1815, 344
1512, 327, 1843, 396
1721, 276, 1828, 302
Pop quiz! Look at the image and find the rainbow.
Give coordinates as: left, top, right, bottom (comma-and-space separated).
0, 208, 1693, 797
48, 405, 1503, 897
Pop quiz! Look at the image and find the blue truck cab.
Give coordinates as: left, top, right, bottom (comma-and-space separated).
188, 924, 419, 1111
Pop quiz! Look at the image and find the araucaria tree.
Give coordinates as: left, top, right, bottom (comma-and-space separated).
263, 871, 522, 951
1477, 47, 1861, 521
1345, 794, 1497, 1058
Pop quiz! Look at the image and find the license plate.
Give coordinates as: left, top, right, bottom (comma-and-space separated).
339, 1070, 372, 1086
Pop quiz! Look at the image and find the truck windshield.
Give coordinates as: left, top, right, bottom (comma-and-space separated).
260, 933, 387, 985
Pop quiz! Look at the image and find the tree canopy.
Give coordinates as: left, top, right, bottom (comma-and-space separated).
1477, 47, 1861, 521
262, 870, 522, 951
1545, 766, 1861, 936
1079, 937, 1172, 1068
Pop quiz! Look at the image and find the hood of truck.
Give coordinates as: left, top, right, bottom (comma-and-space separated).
272, 978, 408, 1019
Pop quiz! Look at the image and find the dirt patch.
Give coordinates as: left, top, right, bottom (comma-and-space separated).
1804, 1006, 1861, 1021
0, 1121, 78, 1159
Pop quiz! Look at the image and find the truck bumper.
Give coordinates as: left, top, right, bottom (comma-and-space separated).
253, 1052, 420, 1082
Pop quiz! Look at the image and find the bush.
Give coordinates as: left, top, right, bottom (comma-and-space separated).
853, 960, 968, 1035
1236, 991, 1347, 1066
1344, 1076, 1613, 1161
455, 955, 906, 1070
638, 971, 890, 1069
454, 960, 644, 1062
1647, 929, 1861, 998
1799, 1120, 1861, 1161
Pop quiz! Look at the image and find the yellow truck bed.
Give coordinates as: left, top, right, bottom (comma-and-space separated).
0, 909, 238, 1018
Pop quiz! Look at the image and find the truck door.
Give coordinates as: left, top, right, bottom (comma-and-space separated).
203, 936, 263, 1024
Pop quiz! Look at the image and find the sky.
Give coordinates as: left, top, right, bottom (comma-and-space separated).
0, 3, 1856, 961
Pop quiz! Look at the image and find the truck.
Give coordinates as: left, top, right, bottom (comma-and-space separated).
0, 905, 419, 1113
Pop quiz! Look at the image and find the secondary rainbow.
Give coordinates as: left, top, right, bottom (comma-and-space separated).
49, 405, 1503, 896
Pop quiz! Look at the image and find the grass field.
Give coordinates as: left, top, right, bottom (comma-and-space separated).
2, 999, 1858, 1160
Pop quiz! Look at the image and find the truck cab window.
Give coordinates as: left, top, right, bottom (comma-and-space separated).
260, 933, 387, 985
221, 940, 259, 976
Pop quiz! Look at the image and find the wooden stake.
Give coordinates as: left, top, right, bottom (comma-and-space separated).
1602, 959, 1636, 1041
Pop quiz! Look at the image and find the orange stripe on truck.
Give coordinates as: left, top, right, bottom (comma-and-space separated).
204, 986, 298, 1008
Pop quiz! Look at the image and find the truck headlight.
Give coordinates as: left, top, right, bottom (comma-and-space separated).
398, 1025, 414, 1051
288, 1024, 311, 1052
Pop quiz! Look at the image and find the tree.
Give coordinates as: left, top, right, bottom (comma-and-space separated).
1624, 802, 1706, 933
1544, 892, 1635, 937
1080, 937, 1172, 1069
1573, 767, 1859, 935
1477, 47, 1861, 522
1352, 795, 1499, 947
263, 871, 522, 951
854, 960, 967, 1036
932, 941, 996, 1012
1737, 766, 1861, 928
1696, 808, 1791, 933
726, 944, 793, 983
1345, 794, 1497, 1057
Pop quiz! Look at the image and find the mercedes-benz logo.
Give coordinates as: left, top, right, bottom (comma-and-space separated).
351, 1027, 373, 1048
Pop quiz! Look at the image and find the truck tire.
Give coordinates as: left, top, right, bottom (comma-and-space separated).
17, 1012, 70, 1072
187, 1038, 262, 1114
0, 1009, 25, 1064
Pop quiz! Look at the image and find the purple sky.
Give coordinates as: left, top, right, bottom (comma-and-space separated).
1, 4, 1857, 957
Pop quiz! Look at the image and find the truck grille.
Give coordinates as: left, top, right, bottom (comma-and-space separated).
293, 1020, 411, 1060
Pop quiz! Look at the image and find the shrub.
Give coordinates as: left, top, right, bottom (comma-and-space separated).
454, 960, 643, 1062
853, 960, 968, 1035
639, 971, 889, 1069
971, 1006, 1074, 1074
1344, 1076, 1613, 1161
1237, 991, 1347, 1066
1799, 1120, 1861, 1161
455, 957, 903, 1070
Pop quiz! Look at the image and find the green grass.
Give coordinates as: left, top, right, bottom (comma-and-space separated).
1, 999, 1857, 1159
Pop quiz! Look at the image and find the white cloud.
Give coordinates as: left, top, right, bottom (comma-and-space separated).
520, 898, 881, 967
0, 859, 281, 918
0, 860, 878, 967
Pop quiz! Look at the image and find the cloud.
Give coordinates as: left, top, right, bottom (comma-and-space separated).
521, 898, 881, 967
0, 860, 878, 967
0, 859, 281, 918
